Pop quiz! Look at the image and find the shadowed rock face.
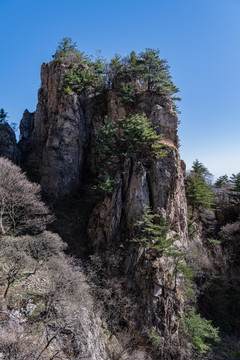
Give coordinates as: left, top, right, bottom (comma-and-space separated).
0, 122, 20, 163
19, 60, 189, 358
20, 62, 89, 198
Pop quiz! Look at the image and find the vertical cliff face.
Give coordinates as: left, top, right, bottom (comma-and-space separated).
87, 133, 188, 356
20, 62, 90, 198
0, 122, 20, 163
20, 60, 189, 358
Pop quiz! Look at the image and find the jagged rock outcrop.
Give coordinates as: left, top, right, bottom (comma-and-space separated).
0, 122, 20, 163
87, 149, 188, 357
19, 60, 189, 358
20, 62, 89, 197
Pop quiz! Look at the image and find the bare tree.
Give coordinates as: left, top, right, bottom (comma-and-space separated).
0, 157, 52, 235
0, 232, 66, 300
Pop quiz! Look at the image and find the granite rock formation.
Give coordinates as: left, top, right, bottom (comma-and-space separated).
0, 122, 20, 163
19, 60, 190, 359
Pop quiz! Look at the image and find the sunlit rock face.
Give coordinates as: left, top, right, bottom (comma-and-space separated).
19, 59, 189, 358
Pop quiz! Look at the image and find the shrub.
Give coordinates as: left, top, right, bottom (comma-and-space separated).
96, 114, 166, 168
92, 175, 119, 195
133, 206, 177, 255
134, 206, 195, 292
182, 307, 220, 354
94, 115, 167, 194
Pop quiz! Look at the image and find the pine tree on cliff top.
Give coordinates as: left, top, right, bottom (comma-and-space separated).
0, 108, 7, 124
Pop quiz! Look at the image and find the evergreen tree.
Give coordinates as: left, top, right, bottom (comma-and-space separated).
52, 37, 78, 60
186, 161, 214, 212
139, 48, 179, 96
229, 173, 240, 206
107, 48, 181, 103
215, 174, 229, 188
192, 159, 213, 184
0, 108, 7, 124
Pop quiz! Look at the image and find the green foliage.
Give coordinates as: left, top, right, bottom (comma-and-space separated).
191, 159, 213, 184
92, 175, 118, 195
54, 39, 180, 108
108, 48, 181, 106
191, 159, 209, 176
63, 85, 73, 95
117, 115, 166, 159
92, 50, 107, 76
109, 53, 122, 81
215, 174, 229, 188
0, 108, 8, 124
186, 161, 215, 212
62, 65, 96, 93
96, 114, 166, 169
139, 48, 180, 96
149, 329, 162, 348
96, 116, 118, 171
52, 37, 78, 60
134, 207, 177, 254
182, 307, 220, 354
61, 54, 106, 94
134, 207, 195, 293
94, 115, 166, 193
207, 238, 221, 245
119, 82, 136, 104
185, 289, 195, 299
229, 173, 240, 206
186, 173, 214, 211
187, 213, 197, 237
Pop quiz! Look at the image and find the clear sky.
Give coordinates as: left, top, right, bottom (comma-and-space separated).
0, 0, 239, 179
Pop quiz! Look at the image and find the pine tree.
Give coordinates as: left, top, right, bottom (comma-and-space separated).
215, 174, 229, 188
186, 161, 214, 212
229, 173, 240, 206
0, 108, 7, 124
52, 37, 78, 60
139, 48, 180, 96
192, 159, 213, 184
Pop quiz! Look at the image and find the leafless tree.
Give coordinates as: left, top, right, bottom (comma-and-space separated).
0, 232, 66, 300
0, 157, 52, 235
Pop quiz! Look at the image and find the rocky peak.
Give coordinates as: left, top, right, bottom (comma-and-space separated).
20, 61, 89, 198
0, 122, 20, 163
18, 57, 190, 358
19, 109, 34, 140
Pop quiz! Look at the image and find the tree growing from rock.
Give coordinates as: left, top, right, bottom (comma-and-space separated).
52, 37, 78, 60
0, 108, 7, 124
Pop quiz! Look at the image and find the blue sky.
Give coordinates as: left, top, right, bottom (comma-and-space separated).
1, 0, 239, 179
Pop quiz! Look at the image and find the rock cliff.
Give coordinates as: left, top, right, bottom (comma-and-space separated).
0, 122, 20, 163
19, 59, 190, 359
